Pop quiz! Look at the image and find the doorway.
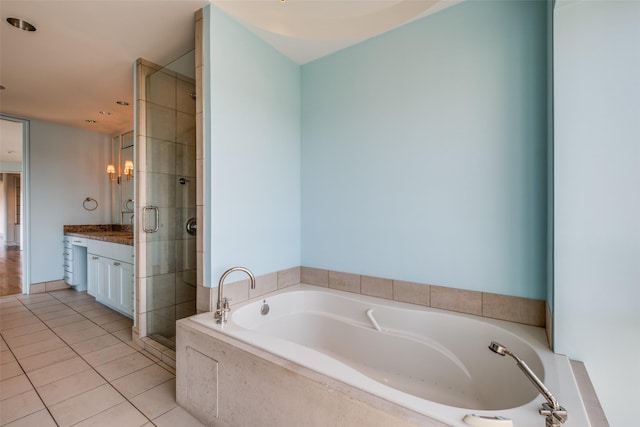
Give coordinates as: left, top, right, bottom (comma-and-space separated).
0, 115, 30, 296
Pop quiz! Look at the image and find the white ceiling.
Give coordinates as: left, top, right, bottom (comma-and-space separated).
0, 0, 459, 138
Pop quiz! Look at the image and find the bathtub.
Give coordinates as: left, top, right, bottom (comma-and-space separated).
184, 284, 590, 426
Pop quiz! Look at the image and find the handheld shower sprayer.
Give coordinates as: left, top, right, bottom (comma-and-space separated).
488, 342, 567, 427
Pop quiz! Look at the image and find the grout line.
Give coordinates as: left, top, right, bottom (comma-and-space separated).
1, 297, 60, 427
2, 290, 180, 427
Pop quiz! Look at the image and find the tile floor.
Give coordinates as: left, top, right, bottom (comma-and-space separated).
0, 289, 205, 426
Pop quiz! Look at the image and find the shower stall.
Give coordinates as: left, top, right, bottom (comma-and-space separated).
135, 52, 197, 349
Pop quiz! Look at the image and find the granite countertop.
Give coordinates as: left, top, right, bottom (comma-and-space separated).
64, 224, 134, 246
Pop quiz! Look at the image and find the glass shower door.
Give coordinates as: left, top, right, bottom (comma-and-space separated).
138, 51, 197, 349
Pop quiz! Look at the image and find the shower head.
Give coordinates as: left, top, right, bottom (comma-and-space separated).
489, 341, 508, 356
487, 341, 563, 415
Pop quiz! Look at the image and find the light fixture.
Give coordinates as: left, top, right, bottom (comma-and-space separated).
106, 164, 116, 181
85, 119, 96, 124
116, 100, 129, 106
99, 110, 111, 116
7, 17, 36, 32
124, 160, 134, 180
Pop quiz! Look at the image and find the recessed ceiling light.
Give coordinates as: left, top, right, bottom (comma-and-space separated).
7, 17, 36, 32
85, 119, 96, 124
99, 111, 111, 116
116, 100, 129, 106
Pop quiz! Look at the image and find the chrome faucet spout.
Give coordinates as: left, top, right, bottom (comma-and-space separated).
215, 267, 256, 324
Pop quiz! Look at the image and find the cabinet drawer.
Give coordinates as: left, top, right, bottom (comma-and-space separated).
64, 259, 72, 271
69, 237, 87, 247
87, 239, 133, 263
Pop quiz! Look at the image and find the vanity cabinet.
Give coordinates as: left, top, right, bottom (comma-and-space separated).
87, 240, 134, 318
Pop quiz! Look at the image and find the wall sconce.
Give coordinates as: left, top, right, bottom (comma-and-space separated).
124, 160, 134, 180
107, 164, 116, 181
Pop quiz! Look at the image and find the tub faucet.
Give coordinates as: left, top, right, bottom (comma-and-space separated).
489, 342, 567, 427
215, 267, 256, 324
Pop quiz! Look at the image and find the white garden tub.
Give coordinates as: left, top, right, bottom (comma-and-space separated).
188, 284, 590, 426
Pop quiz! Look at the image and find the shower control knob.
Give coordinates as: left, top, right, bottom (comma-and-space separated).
186, 217, 197, 236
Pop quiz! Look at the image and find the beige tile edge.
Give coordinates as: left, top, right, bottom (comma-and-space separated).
570, 360, 610, 427
30, 281, 71, 294
298, 266, 546, 331
546, 302, 553, 349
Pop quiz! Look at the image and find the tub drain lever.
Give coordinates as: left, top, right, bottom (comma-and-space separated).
366, 309, 382, 332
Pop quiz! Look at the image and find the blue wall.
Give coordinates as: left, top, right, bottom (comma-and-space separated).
301, 0, 548, 299
204, 6, 301, 282
554, 2, 640, 424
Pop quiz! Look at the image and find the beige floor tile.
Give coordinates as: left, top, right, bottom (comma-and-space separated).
111, 364, 174, 399
130, 378, 177, 419
29, 303, 68, 315
0, 321, 48, 339
1, 308, 33, 321
21, 298, 58, 309
58, 325, 109, 345
157, 361, 176, 375
3, 408, 57, 427
102, 318, 134, 333
27, 356, 91, 387
19, 345, 76, 372
73, 400, 149, 427
36, 307, 77, 320
0, 361, 23, 381
43, 313, 87, 328
36, 368, 106, 407
90, 312, 127, 325
0, 389, 45, 424
3, 329, 56, 348
94, 352, 155, 381
83, 342, 138, 367
1, 349, 16, 364
69, 333, 121, 355
153, 405, 205, 427
70, 302, 107, 313
11, 336, 67, 359
82, 307, 118, 319
0, 374, 33, 401
24, 304, 67, 315
17, 294, 55, 304
49, 383, 125, 427
0, 299, 21, 308
0, 314, 42, 331
111, 328, 133, 343
52, 319, 96, 334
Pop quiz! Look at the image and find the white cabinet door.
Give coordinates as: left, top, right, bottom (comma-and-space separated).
96, 257, 111, 302
116, 262, 134, 316
86, 241, 134, 318
87, 254, 101, 297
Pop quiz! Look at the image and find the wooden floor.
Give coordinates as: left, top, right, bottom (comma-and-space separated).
0, 246, 22, 297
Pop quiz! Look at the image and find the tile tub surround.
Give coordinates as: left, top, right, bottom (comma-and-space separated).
215, 266, 546, 329
177, 317, 445, 427
64, 224, 134, 246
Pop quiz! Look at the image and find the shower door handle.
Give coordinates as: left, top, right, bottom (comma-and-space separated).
142, 206, 159, 233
